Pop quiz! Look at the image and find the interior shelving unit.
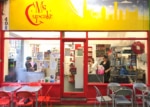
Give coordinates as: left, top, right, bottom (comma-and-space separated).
110, 46, 137, 83
57, 58, 60, 76
88, 46, 92, 62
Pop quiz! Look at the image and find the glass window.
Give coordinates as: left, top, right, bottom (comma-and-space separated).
4, 39, 60, 83
5, 32, 60, 38
88, 32, 147, 38
88, 39, 147, 83
3, 31, 148, 85
64, 32, 86, 38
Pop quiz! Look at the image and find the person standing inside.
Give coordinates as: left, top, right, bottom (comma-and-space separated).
25, 56, 37, 71
89, 58, 95, 74
69, 63, 76, 82
100, 55, 111, 83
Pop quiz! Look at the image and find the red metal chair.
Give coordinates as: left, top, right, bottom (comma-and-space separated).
28, 82, 42, 96
9, 83, 22, 103
0, 91, 11, 107
15, 91, 34, 107
28, 82, 41, 87
9, 83, 22, 87
38, 86, 53, 107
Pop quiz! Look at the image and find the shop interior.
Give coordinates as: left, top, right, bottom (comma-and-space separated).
4, 32, 147, 91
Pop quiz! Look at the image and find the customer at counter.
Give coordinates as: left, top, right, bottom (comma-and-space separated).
25, 56, 37, 71
88, 57, 105, 82
89, 58, 96, 74
100, 55, 111, 83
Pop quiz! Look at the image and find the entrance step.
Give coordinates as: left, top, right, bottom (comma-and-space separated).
61, 97, 87, 101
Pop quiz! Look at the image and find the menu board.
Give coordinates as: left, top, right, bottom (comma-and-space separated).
96, 44, 110, 57
96, 45, 105, 57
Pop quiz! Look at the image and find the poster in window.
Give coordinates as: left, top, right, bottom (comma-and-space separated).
77, 48, 83, 56
37, 52, 43, 60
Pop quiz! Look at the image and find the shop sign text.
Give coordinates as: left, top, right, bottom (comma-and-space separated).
25, 1, 52, 26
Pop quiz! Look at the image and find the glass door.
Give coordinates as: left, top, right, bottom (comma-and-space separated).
62, 40, 86, 98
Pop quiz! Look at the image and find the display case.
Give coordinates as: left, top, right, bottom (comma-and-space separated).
110, 46, 137, 83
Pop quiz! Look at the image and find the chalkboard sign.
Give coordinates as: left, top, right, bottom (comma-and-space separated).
96, 50, 105, 57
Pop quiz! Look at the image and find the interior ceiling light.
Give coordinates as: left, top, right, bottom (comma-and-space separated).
120, 0, 132, 4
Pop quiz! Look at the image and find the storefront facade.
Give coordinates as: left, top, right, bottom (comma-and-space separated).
0, 0, 150, 104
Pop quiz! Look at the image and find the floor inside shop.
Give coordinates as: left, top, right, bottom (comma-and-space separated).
64, 75, 83, 92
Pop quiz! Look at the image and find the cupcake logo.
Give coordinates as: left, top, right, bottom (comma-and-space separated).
25, 1, 53, 26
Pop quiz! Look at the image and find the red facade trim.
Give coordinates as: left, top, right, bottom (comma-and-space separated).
0, 2, 4, 84
147, 32, 150, 84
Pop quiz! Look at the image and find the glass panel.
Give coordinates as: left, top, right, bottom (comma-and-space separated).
64, 42, 84, 92
4, 40, 60, 83
88, 32, 147, 38
88, 40, 147, 83
64, 32, 86, 38
5, 32, 60, 38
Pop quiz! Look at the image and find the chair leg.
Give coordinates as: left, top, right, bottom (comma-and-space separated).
50, 102, 52, 107
99, 103, 101, 107
40, 102, 43, 107
99, 101, 102, 107
46, 102, 48, 107
94, 100, 97, 107
106, 102, 108, 107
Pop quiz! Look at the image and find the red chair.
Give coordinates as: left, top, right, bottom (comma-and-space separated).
15, 91, 34, 107
38, 86, 53, 107
9, 83, 22, 87
9, 83, 22, 103
0, 91, 11, 107
28, 82, 41, 86
28, 82, 42, 96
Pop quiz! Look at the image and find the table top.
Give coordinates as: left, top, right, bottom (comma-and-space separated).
0, 86, 21, 92
136, 86, 150, 93
109, 86, 131, 92
17, 85, 42, 92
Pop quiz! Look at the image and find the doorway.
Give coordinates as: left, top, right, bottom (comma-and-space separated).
62, 40, 87, 98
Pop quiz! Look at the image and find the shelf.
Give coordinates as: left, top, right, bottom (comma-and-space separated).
70, 49, 75, 62
88, 46, 93, 62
